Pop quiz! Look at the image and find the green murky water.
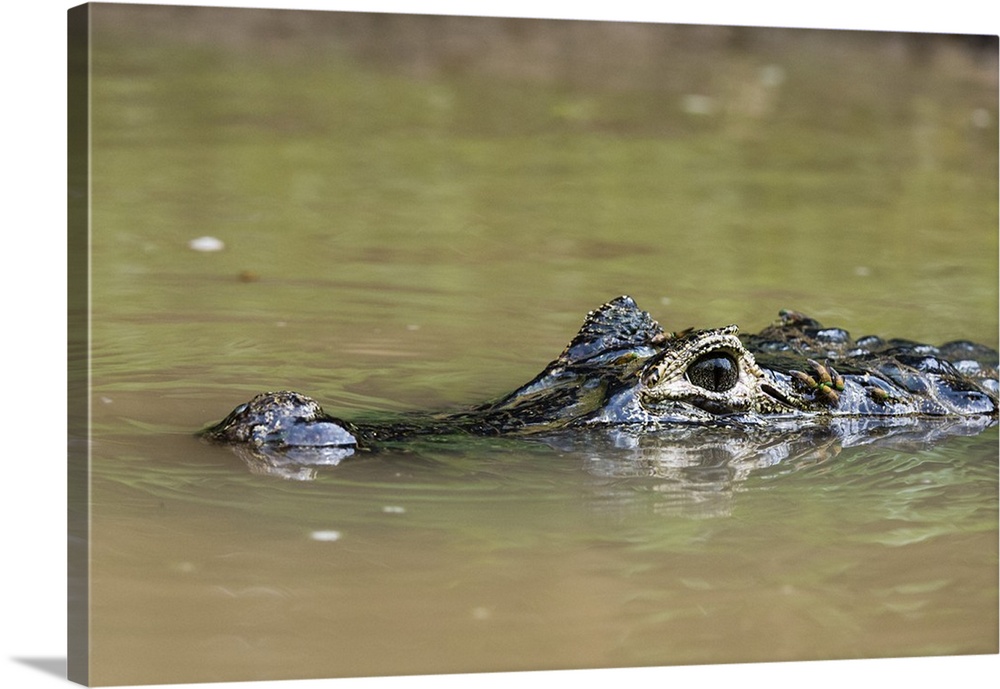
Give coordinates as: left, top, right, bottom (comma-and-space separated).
82, 9, 997, 685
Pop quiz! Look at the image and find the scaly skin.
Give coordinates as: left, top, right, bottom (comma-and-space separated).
201, 297, 998, 458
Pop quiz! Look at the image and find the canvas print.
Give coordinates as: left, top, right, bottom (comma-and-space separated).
68, 3, 999, 686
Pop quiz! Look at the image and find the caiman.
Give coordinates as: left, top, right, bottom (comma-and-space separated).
200, 296, 998, 473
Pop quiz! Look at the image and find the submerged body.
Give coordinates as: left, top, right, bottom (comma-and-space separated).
201, 297, 998, 469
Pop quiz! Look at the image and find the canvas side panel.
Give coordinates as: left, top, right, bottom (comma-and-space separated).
67, 3, 91, 686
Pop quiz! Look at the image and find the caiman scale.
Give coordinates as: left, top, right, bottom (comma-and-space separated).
201, 296, 998, 466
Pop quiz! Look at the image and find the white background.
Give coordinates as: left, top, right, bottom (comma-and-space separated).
3, 2, 997, 688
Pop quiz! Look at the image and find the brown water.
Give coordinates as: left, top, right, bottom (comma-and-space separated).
81, 8, 997, 686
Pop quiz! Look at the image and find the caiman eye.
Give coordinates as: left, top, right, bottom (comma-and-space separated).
686, 352, 739, 392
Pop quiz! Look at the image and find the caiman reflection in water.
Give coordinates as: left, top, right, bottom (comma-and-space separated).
201, 296, 998, 481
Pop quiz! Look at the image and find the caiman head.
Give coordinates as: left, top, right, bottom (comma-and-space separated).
637, 325, 767, 416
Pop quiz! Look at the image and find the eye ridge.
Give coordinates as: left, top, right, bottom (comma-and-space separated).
686, 352, 739, 392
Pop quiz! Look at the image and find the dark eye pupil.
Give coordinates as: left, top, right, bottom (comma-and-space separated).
686, 353, 739, 392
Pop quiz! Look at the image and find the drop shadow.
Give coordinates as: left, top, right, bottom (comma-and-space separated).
12, 657, 67, 679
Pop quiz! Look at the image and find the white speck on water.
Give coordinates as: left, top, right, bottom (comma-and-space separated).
100, 396, 113, 404
471, 606, 491, 620
854, 266, 871, 277
188, 236, 225, 252
659, 296, 672, 306
310, 530, 342, 542
382, 506, 406, 514
406, 324, 420, 331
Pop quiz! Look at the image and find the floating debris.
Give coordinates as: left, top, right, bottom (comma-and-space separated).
309, 530, 342, 542
238, 270, 259, 282
188, 236, 225, 252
